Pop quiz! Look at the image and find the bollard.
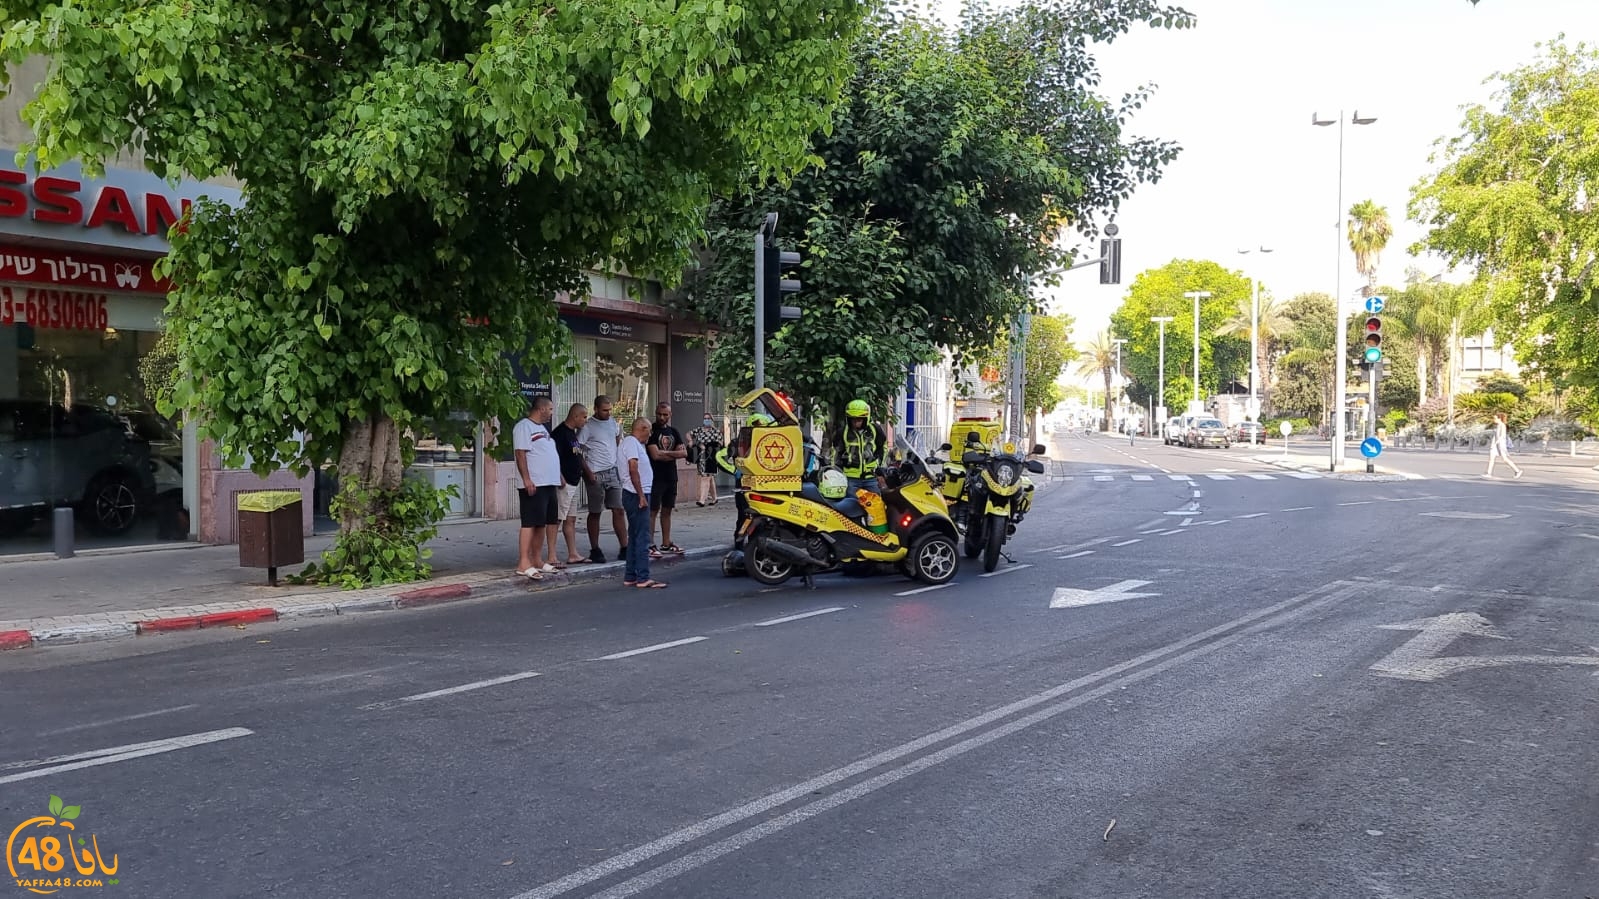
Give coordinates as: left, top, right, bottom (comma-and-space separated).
52, 506, 74, 559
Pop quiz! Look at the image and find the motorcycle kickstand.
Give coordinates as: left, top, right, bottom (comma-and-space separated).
802, 571, 817, 590
1000, 549, 1017, 564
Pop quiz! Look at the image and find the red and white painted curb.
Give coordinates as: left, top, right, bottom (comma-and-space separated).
0, 548, 722, 651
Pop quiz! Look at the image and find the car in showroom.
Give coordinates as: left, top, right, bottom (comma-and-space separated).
1182, 417, 1232, 449
0, 400, 172, 536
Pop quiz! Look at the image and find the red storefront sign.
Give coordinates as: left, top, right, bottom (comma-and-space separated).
0, 170, 192, 236
0, 286, 110, 331
0, 244, 170, 294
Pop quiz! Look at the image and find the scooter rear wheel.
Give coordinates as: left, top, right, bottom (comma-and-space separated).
746, 525, 796, 586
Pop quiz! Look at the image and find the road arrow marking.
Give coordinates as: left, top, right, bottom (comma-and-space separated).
1049, 580, 1159, 609
1370, 612, 1599, 682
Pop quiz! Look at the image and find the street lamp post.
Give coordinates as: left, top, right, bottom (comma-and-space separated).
1237, 246, 1274, 427
1151, 316, 1173, 418
1182, 290, 1212, 409
1312, 109, 1377, 470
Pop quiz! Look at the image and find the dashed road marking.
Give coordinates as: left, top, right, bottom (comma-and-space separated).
1281, 506, 1313, 512
1236, 513, 1269, 519
753, 607, 846, 627
361, 671, 543, 710
980, 564, 1034, 578
1111, 539, 1142, 547
896, 584, 954, 596
594, 637, 709, 661
0, 728, 255, 785
1058, 550, 1095, 559
1339, 501, 1374, 506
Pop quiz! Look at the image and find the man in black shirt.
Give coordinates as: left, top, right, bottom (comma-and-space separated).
549, 403, 589, 565
647, 401, 688, 555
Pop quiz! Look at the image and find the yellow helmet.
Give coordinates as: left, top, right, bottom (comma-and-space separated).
845, 399, 870, 418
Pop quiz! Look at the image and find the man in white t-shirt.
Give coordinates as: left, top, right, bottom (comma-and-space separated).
514, 396, 562, 579
618, 417, 665, 588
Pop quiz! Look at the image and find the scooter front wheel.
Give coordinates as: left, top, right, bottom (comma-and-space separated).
982, 513, 1006, 573
910, 532, 959, 585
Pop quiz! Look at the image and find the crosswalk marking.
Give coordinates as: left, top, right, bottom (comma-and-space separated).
1244, 473, 1276, 480
1206, 474, 1235, 481
1285, 472, 1322, 479
1131, 474, 1153, 481
1093, 475, 1114, 481
1168, 474, 1193, 481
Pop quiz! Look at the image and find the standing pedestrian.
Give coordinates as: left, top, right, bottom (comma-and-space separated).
690, 413, 722, 506
1484, 411, 1523, 479
513, 396, 561, 579
549, 403, 589, 566
579, 395, 628, 562
619, 417, 666, 588
648, 402, 688, 555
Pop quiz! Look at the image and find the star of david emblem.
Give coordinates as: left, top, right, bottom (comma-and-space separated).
754, 434, 794, 472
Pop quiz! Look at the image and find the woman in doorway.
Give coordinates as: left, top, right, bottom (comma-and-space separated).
690, 413, 722, 506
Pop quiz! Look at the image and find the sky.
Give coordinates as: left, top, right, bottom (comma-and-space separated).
934, 0, 1591, 339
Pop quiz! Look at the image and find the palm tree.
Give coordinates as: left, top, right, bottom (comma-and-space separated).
1074, 332, 1118, 432
1215, 292, 1293, 395
1347, 200, 1392, 295
1390, 274, 1492, 406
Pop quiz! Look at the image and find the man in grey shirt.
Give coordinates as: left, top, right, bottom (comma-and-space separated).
579, 394, 628, 562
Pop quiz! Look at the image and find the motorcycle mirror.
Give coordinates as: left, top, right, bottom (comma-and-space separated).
939, 443, 952, 452
1025, 460, 1046, 474
1031, 444, 1046, 457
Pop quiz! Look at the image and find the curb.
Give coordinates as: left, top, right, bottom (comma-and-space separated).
1250, 455, 1416, 480
0, 546, 729, 652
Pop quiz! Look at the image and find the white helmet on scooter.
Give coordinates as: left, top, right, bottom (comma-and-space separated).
818, 468, 849, 500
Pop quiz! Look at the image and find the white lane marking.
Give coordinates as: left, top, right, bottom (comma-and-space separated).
1206, 474, 1235, 481
1132, 474, 1153, 481
895, 583, 953, 596
0, 728, 254, 785
1196, 519, 1230, 526
1033, 537, 1111, 554
1058, 550, 1095, 559
1050, 579, 1158, 608
1280, 506, 1313, 512
1058, 476, 1075, 481
1439, 474, 1465, 480
980, 564, 1033, 578
1168, 475, 1193, 481
516, 583, 1364, 899
1577, 533, 1599, 541
1244, 473, 1276, 480
1157, 529, 1186, 536
1138, 529, 1164, 535
594, 637, 708, 661
1163, 509, 1196, 516
1157, 467, 1173, 474
362, 672, 543, 710
1111, 539, 1141, 547
1235, 513, 1269, 519
1285, 472, 1321, 479
1093, 475, 1115, 482
1191, 489, 1204, 498
1181, 518, 1194, 527
753, 607, 846, 627
37, 705, 198, 738
1339, 501, 1374, 506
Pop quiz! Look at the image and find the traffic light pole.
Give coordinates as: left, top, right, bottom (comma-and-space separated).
754, 221, 772, 390
1367, 363, 1379, 474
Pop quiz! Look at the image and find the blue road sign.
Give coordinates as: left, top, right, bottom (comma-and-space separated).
1364, 295, 1385, 313
1361, 437, 1383, 458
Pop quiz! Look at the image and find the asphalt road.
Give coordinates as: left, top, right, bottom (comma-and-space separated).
3, 432, 1597, 899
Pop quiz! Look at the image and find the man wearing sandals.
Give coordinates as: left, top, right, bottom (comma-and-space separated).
514, 396, 562, 580
619, 417, 667, 588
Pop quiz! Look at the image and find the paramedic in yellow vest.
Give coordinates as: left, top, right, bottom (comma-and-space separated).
828, 399, 890, 494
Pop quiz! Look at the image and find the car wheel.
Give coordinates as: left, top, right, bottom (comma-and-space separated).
83, 473, 139, 535
910, 532, 959, 585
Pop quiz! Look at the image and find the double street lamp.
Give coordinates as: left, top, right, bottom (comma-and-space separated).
1182, 290, 1212, 407
1151, 315, 1173, 432
1312, 109, 1378, 469
1238, 246, 1273, 422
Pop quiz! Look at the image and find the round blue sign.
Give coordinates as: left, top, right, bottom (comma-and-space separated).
1364, 295, 1386, 313
1361, 437, 1383, 458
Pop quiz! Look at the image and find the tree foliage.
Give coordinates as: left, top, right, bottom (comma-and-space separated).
1107, 259, 1251, 411
1346, 199, 1392, 293
679, 2, 1192, 422
1, 0, 864, 580
1410, 38, 1599, 388
1074, 332, 1119, 429
976, 313, 1075, 417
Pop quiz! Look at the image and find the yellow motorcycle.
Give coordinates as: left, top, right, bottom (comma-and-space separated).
935, 434, 1046, 573
725, 390, 960, 588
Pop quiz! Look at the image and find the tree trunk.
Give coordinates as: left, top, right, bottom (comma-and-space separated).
336, 412, 404, 534
1101, 369, 1114, 431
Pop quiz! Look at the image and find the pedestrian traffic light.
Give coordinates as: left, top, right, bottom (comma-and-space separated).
1363, 315, 1383, 364
758, 243, 802, 339
1099, 237, 1121, 285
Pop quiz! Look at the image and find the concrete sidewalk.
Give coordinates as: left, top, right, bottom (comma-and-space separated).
0, 502, 738, 650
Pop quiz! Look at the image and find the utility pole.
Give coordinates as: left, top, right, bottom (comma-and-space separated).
1151, 316, 1173, 427
1112, 337, 1127, 429
1182, 291, 1212, 411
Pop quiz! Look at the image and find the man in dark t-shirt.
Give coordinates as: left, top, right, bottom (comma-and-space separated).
647, 402, 687, 554
549, 403, 589, 565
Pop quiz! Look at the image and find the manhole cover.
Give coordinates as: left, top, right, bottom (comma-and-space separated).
1420, 511, 1512, 520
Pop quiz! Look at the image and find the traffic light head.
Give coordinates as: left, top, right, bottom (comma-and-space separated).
1363, 315, 1383, 362
761, 245, 802, 338
1099, 237, 1122, 285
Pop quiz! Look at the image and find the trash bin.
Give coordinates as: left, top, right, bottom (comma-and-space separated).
237, 490, 305, 586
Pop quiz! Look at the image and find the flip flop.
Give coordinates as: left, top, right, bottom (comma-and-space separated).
565, 557, 588, 565
634, 580, 668, 589
520, 567, 544, 581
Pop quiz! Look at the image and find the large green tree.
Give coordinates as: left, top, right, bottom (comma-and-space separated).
1411, 38, 1599, 389
1, 0, 863, 581
679, 2, 1192, 422
1106, 258, 1251, 413
977, 313, 1075, 438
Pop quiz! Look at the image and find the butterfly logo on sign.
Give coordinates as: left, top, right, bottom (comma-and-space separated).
112, 263, 141, 289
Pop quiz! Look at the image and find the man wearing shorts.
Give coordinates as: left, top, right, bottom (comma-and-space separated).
579, 394, 627, 563
647, 401, 688, 555
514, 396, 561, 579
549, 402, 589, 565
